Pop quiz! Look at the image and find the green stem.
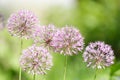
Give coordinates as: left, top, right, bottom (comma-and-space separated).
19, 39, 23, 80
33, 74, 36, 80
109, 76, 112, 80
93, 69, 97, 80
63, 56, 67, 80
19, 67, 21, 80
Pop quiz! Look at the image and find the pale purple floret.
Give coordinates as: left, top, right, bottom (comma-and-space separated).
7, 10, 39, 39
51, 26, 84, 55
19, 45, 53, 75
83, 41, 115, 69
34, 24, 56, 49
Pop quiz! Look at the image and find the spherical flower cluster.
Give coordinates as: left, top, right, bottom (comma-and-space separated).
51, 26, 84, 55
83, 41, 114, 69
0, 14, 4, 30
34, 24, 56, 49
19, 45, 53, 75
7, 10, 39, 39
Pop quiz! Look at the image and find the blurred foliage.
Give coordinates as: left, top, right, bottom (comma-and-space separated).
0, 0, 120, 80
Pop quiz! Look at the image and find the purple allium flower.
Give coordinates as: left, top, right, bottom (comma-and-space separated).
7, 10, 39, 39
34, 24, 56, 49
19, 45, 53, 75
51, 26, 84, 55
83, 41, 115, 69
0, 14, 4, 30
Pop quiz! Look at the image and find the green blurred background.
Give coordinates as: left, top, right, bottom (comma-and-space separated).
0, 0, 120, 80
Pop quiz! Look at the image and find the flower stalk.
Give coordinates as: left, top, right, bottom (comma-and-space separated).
63, 56, 67, 80
19, 39, 23, 80
93, 69, 97, 80
33, 73, 36, 80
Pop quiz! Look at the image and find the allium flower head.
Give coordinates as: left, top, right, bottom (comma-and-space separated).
51, 26, 84, 55
20, 45, 53, 75
0, 14, 4, 30
7, 10, 39, 39
34, 24, 56, 49
83, 41, 114, 69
